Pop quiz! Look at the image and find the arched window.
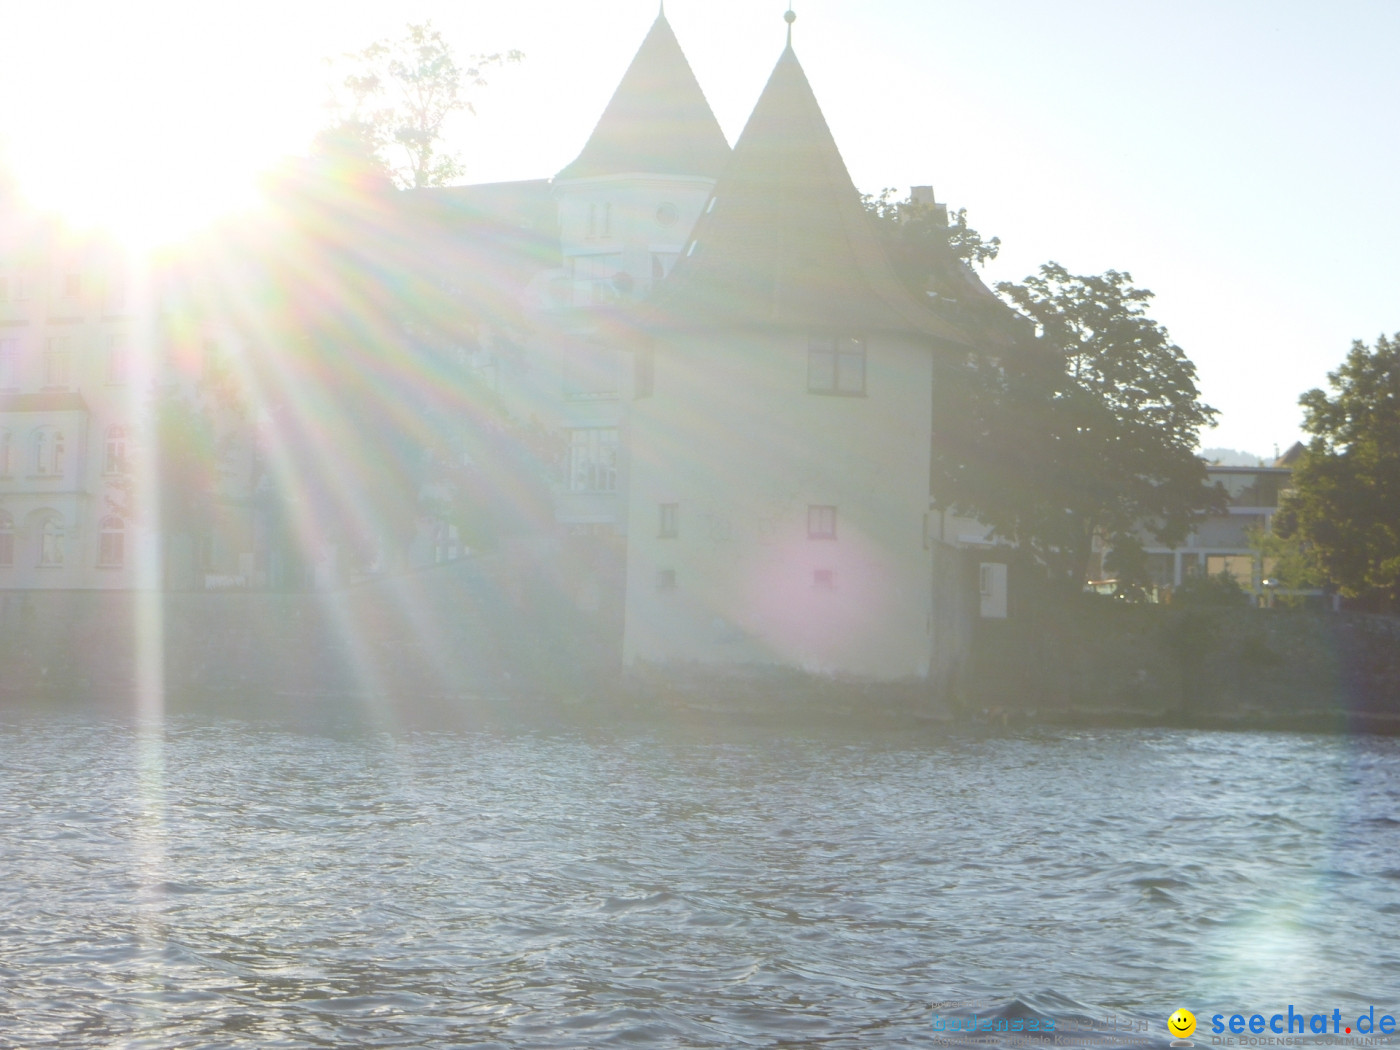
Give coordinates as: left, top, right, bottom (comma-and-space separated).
98, 515, 125, 568
53, 430, 64, 474
104, 425, 127, 474
39, 516, 63, 567
0, 511, 13, 567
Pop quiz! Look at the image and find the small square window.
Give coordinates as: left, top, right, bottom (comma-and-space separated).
808, 336, 865, 395
808, 505, 837, 540
658, 502, 678, 538
656, 568, 676, 591
813, 569, 835, 590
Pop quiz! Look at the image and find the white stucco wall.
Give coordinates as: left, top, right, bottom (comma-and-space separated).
622, 330, 940, 681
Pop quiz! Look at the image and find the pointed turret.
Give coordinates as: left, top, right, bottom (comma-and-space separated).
653, 43, 969, 344
557, 12, 731, 181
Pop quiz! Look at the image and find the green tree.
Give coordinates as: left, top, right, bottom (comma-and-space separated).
1278, 333, 1400, 609
939, 263, 1222, 588
861, 188, 1001, 292
326, 22, 521, 188
1249, 525, 1325, 606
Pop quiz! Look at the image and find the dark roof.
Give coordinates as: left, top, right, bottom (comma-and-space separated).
1275, 440, 1306, 467
647, 45, 971, 344
556, 13, 731, 181
0, 392, 89, 413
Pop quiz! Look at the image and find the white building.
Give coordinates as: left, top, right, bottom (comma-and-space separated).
0, 203, 150, 589
616, 33, 980, 680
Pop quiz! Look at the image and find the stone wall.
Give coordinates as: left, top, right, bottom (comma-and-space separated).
0, 542, 625, 725
966, 596, 1400, 731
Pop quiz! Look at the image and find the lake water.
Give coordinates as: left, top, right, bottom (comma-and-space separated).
3, 715, 1399, 1048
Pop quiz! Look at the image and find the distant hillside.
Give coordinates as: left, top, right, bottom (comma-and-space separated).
1202, 447, 1268, 466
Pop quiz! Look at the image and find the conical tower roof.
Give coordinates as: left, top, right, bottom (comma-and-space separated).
650, 43, 969, 344
557, 12, 731, 181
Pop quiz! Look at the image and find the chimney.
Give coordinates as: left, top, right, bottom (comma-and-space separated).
907, 185, 948, 227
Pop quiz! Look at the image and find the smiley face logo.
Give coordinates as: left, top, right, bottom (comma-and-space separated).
1169, 1009, 1197, 1039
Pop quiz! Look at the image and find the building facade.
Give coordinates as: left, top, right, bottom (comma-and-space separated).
0, 205, 150, 589
2, 10, 994, 689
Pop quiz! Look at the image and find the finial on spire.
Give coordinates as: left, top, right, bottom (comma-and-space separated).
784, 2, 795, 46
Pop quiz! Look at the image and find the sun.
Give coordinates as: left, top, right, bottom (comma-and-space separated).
0, 2, 326, 248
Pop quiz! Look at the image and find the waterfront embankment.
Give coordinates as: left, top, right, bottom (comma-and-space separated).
968, 596, 1400, 734
2, 555, 1397, 732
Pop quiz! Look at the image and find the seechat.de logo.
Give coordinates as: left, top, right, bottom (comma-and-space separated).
1169, 1008, 1197, 1039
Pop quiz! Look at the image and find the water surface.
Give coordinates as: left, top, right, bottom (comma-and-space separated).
3, 716, 1398, 1048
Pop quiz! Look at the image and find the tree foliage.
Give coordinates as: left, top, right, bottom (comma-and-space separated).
1277, 333, 1400, 608
861, 188, 1000, 286
934, 263, 1222, 587
325, 22, 521, 189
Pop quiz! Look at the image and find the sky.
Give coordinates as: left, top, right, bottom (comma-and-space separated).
1, 0, 1396, 456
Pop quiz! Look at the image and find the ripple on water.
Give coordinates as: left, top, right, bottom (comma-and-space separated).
0, 717, 1397, 1048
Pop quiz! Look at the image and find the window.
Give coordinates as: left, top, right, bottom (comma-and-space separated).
104, 425, 127, 474
106, 334, 128, 384
568, 428, 618, 492
813, 569, 835, 590
98, 516, 125, 568
808, 336, 866, 395
0, 338, 16, 388
39, 518, 63, 567
656, 568, 676, 591
1205, 554, 1255, 589
104, 270, 127, 313
808, 505, 837, 540
658, 503, 678, 538
572, 252, 623, 304
979, 563, 993, 597
0, 511, 12, 567
31, 427, 63, 475
634, 348, 654, 398
43, 337, 70, 388
587, 203, 597, 240
601, 202, 612, 238
651, 252, 679, 280
0, 430, 10, 476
